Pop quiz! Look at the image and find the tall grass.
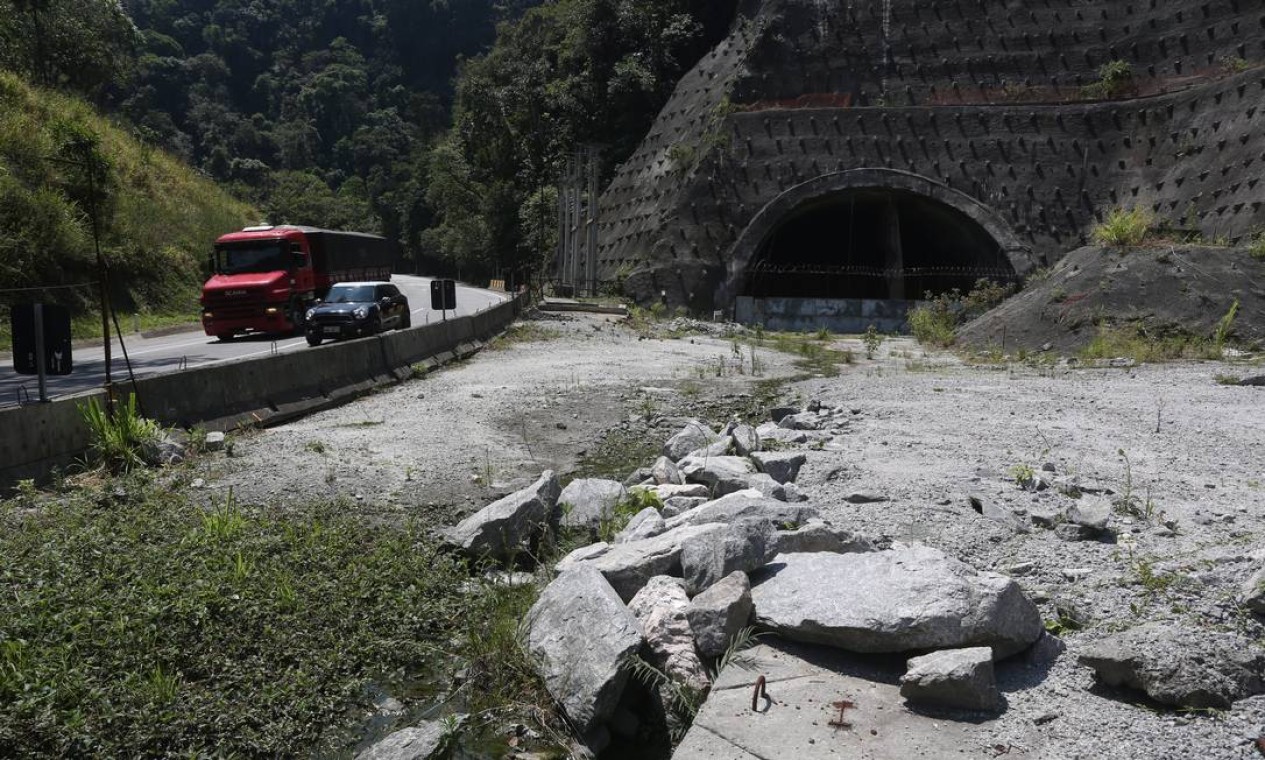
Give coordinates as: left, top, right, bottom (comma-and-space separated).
1092, 208, 1153, 246
78, 393, 163, 473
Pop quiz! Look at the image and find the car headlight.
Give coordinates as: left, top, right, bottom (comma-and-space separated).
353, 307, 368, 320
305, 308, 316, 321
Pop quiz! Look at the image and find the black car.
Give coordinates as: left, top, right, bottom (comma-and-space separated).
305, 282, 411, 346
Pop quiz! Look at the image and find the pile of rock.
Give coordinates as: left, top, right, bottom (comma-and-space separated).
433, 414, 1050, 753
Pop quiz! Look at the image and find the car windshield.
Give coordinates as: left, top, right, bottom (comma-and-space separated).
325, 285, 376, 303
215, 243, 288, 275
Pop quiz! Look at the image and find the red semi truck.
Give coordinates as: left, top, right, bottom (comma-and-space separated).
200, 225, 397, 340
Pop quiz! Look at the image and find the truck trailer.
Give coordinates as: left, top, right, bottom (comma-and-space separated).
200, 225, 397, 340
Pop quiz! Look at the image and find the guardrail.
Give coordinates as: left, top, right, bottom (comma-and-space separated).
0, 292, 529, 489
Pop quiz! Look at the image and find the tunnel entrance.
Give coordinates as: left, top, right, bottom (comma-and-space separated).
733, 187, 1018, 331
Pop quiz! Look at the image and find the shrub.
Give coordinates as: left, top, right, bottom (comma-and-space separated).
1092, 208, 1152, 246
1249, 233, 1265, 261
78, 393, 162, 473
908, 294, 958, 347
1080, 59, 1133, 99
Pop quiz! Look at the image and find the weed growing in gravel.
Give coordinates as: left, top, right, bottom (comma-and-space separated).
863, 325, 884, 359
305, 439, 328, 454
488, 321, 562, 349
1215, 374, 1243, 385
1080, 322, 1220, 362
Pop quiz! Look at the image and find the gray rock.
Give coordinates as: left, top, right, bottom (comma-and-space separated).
203, 430, 225, 452
750, 451, 807, 484
628, 576, 709, 691
525, 566, 643, 735
743, 472, 789, 501
623, 467, 653, 487
142, 435, 186, 466
764, 428, 809, 445
650, 456, 683, 486
647, 483, 710, 500
665, 490, 819, 531
685, 438, 733, 459
662, 496, 707, 516
355, 719, 456, 760
1240, 567, 1265, 613
445, 471, 561, 562
615, 507, 665, 544
900, 647, 1000, 711
556, 524, 725, 601
678, 454, 758, 496
1029, 505, 1065, 528
778, 412, 821, 430
752, 547, 1043, 658
771, 519, 873, 556
730, 424, 760, 456
680, 519, 774, 595
1067, 497, 1112, 531
687, 571, 754, 658
844, 491, 888, 504
769, 406, 800, 422
1078, 622, 1265, 708
663, 420, 718, 461
780, 481, 808, 502
559, 478, 627, 532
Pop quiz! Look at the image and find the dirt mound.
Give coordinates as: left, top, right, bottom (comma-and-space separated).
958, 245, 1265, 354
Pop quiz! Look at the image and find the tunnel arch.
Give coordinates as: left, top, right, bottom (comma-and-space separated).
719, 169, 1036, 306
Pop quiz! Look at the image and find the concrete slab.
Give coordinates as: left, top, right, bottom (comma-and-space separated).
674, 639, 1024, 760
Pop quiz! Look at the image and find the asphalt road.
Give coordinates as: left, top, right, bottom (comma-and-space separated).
0, 276, 508, 408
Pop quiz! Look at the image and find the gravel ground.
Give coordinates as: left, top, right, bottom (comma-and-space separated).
193, 316, 1265, 759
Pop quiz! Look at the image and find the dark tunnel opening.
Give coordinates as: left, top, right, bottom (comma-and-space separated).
742, 189, 1017, 301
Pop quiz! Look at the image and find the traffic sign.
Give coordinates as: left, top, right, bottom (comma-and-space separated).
430, 279, 457, 311
12, 303, 73, 376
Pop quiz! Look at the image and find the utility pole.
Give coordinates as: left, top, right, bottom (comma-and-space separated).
84, 147, 114, 415
555, 147, 602, 297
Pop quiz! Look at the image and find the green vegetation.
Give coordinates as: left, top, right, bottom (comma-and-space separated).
1249, 232, 1265, 261
907, 278, 1015, 347
0, 479, 509, 756
597, 489, 664, 543
1092, 207, 1153, 246
1080, 59, 1133, 99
1080, 322, 1223, 363
488, 321, 563, 349
862, 325, 884, 359
0, 71, 255, 346
78, 394, 163, 474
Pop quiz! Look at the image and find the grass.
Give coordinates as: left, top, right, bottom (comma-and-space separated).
1080, 322, 1221, 363
1250, 233, 1265, 261
78, 393, 163, 474
0, 478, 496, 757
1092, 207, 1153, 246
487, 321, 562, 349
761, 332, 853, 376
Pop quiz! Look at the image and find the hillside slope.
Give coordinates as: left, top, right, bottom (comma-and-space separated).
0, 72, 257, 345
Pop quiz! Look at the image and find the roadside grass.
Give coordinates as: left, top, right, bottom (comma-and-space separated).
488, 321, 562, 349
750, 331, 853, 377
0, 476, 548, 757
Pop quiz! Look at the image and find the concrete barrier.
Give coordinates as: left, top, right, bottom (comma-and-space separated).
0, 292, 529, 488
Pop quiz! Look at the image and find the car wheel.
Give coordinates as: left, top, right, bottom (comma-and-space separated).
306, 333, 322, 347
216, 333, 234, 342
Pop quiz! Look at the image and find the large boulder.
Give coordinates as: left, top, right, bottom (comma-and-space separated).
614, 507, 665, 544
770, 520, 873, 557
556, 524, 725, 601
628, 576, 709, 691
750, 451, 807, 484
729, 424, 760, 456
650, 456, 684, 486
444, 471, 561, 562
687, 571, 754, 659
678, 455, 758, 496
743, 473, 790, 502
1239, 566, 1265, 614
558, 478, 627, 532
899, 648, 1000, 711
525, 566, 643, 737
751, 547, 1043, 658
663, 420, 719, 461
665, 490, 818, 531
355, 720, 456, 760
1078, 622, 1265, 708
680, 519, 774, 595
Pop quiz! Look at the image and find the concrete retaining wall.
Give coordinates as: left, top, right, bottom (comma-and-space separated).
0, 293, 527, 488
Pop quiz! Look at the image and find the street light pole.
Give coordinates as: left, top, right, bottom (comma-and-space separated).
83, 149, 113, 415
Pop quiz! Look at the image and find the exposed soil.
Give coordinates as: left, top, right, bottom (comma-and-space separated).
190, 312, 1265, 759
958, 244, 1265, 353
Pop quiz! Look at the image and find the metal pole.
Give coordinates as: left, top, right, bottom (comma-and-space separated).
586, 146, 599, 297
86, 153, 114, 416
34, 302, 47, 403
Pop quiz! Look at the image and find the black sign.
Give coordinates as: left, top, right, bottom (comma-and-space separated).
11, 303, 73, 376
430, 279, 457, 311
